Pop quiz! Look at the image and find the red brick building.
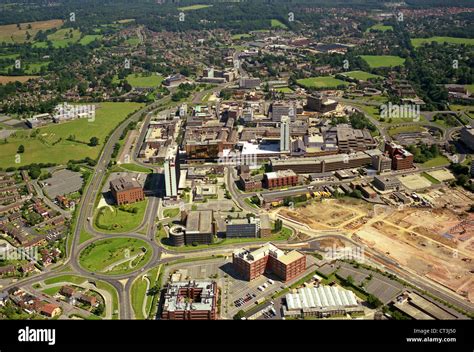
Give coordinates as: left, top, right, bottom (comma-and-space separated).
161, 281, 218, 320
384, 142, 414, 170
263, 170, 298, 189
110, 176, 144, 206
239, 173, 263, 192
233, 243, 306, 282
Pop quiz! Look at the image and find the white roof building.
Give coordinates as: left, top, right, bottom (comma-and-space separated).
284, 285, 362, 317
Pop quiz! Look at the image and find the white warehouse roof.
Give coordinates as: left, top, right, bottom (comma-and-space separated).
286, 286, 358, 310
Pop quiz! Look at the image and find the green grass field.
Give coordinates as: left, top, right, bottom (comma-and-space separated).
232, 33, 252, 40
366, 24, 393, 32
388, 125, 425, 137
411, 37, 474, 48
43, 275, 87, 285
271, 19, 288, 29
131, 275, 149, 319
178, 4, 213, 11
341, 70, 383, 81
421, 156, 450, 168
118, 163, 153, 173
125, 37, 140, 46
42, 287, 61, 296
449, 104, 473, 120
95, 199, 148, 233
79, 237, 151, 274
360, 55, 405, 68
421, 172, 441, 184
79, 34, 103, 45
163, 207, 180, 218
275, 87, 294, 93
94, 280, 119, 319
0, 61, 49, 75
297, 76, 349, 89
33, 28, 82, 48
79, 230, 94, 244
114, 73, 163, 87
0, 102, 143, 168
0, 53, 19, 59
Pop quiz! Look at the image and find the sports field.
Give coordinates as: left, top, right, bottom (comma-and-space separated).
411, 36, 474, 48
360, 55, 405, 68
297, 76, 349, 89
79, 237, 152, 275
341, 70, 383, 81
0, 102, 143, 168
114, 73, 164, 87
0, 19, 63, 43
366, 24, 393, 32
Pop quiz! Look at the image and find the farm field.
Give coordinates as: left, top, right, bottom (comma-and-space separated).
0, 19, 63, 43
411, 36, 474, 48
341, 70, 383, 81
79, 237, 152, 275
95, 200, 148, 233
0, 75, 39, 84
297, 76, 349, 89
0, 102, 143, 168
360, 55, 405, 68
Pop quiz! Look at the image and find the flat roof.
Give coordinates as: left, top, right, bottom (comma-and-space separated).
271, 151, 371, 166
186, 210, 213, 234
286, 285, 358, 310
278, 250, 304, 265
265, 169, 296, 179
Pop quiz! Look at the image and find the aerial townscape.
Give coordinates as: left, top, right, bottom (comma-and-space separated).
0, 0, 473, 326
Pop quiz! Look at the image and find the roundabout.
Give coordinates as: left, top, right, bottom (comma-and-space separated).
78, 237, 153, 276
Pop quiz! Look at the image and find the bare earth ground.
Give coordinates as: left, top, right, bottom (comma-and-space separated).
278, 191, 474, 302
279, 198, 370, 230
0, 76, 39, 84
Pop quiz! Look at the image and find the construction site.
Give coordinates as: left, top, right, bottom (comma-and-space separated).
275, 191, 474, 304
